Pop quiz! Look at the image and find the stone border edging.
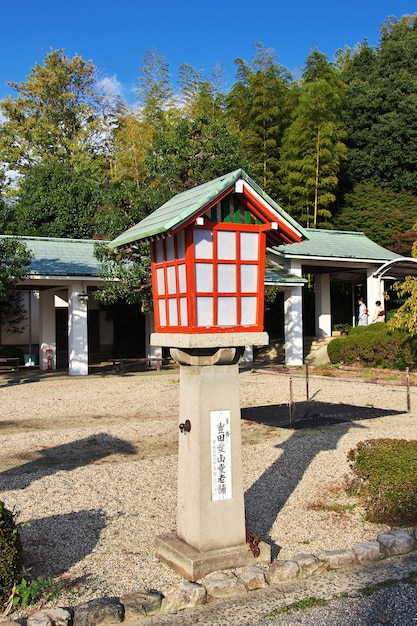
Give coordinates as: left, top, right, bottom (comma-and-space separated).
5, 528, 417, 626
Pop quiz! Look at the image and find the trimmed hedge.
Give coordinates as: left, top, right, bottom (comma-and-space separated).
328, 323, 416, 369
347, 439, 417, 526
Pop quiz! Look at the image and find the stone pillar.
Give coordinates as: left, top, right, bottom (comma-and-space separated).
284, 286, 303, 366
172, 347, 246, 552
39, 290, 56, 370
151, 333, 271, 581
315, 273, 332, 337
68, 283, 88, 376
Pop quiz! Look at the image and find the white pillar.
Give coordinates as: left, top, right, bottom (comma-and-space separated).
284, 286, 303, 366
39, 291, 56, 370
367, 269, 383, 315
145, 312, 162, 362
242, 345, 254, 363
68, 283, 88, 376
315, 273, 332, 337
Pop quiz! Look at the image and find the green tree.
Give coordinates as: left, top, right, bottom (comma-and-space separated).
0, 238, 31, 331
0, 169, 16, 233
178, 62, 227, 121
136, 49, 173, 129
110, 108, 153, 190
98, 51, 175, 242
342, 16, 417, 194
94, 241, 152, 311
389, 232, 417, 335
279, 50, 346, 227
0, 49, 109, 173
145, 114, 243, 196
227, 43, 293, 197
0, 49, 111, 237
334, 183, 417, 254
16, 162, 104, 238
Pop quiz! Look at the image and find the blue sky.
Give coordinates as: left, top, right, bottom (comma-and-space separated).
1, 0, 416, 106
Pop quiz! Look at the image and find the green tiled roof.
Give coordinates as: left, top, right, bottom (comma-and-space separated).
1, 235, 102, 277
265, 253, 307, 285
274, 229, 400, 261
111, 169, 308, 248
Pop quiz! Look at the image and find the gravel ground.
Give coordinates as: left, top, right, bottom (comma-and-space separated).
0, 366, 416, 611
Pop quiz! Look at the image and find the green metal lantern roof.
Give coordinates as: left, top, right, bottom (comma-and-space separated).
110, 169, 308, 248
274, 229, 401, 261
0, 235, 102, 277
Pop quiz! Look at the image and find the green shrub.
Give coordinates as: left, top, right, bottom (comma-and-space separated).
347, 439, 417, 525
12, 576, 63, 608
327, 324, 416, 369
0, 501, 23, 607
327, 337, 344, 364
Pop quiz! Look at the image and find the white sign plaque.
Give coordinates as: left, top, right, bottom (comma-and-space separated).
210, 410, 232, 501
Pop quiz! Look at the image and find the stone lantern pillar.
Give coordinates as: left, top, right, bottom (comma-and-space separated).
153, 334, 270, 580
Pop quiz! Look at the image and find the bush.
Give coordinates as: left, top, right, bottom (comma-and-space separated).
0, 501, 23, 606
327, 324, 416, 369
347, 439, 417, 525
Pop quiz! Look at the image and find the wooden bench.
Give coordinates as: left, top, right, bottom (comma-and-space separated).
112, 357, 163, 375
0, 357, 20, 371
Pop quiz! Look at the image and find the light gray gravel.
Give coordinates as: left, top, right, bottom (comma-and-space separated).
0, 368, 416, 612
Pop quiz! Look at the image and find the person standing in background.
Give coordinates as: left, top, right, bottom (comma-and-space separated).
358, 297, 368, 326
371, 300, 385, 323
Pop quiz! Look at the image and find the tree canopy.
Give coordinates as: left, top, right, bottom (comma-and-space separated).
2, 16, 417, 313
0, 49, 112, 238
0, 238, 31, 331
341, 17, 417, 195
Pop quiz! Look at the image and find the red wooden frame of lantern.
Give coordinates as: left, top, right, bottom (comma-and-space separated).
151, 220, 274, 334
148, 178, 303, 334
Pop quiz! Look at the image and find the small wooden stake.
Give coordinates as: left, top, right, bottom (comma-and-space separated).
406, 367, 411, 412
305, 362, 309, 401
289, 377, 295, 428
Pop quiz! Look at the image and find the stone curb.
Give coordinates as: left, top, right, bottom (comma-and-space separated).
6, 528, 417, 626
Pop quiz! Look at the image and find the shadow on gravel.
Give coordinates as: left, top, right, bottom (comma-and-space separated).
243, 401, 406, 559
19, 509, 107, 577
0, 433, 136, 491
241, 400, 405, 429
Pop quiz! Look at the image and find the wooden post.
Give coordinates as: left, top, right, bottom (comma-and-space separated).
406, 367, 411, 412
305, 362, 309, 401
289, 377, 295, 428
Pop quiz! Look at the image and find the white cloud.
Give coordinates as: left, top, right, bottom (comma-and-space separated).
97, 74, 124, 100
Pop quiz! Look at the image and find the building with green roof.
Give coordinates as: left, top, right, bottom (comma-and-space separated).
267, 228, 401, 363
2, 172, 416, 373
0, 235, 108, 375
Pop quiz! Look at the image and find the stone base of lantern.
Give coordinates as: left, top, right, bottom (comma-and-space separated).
155, 533, 271, 582
151, 331, 269, 350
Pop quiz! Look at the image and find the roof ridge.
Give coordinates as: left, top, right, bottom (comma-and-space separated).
0, 235, 105, 244
305, 228, 366, 236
